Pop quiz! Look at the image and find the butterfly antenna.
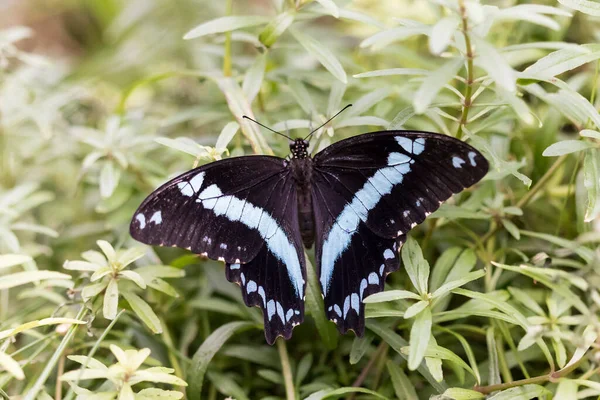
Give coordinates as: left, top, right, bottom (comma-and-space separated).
304, 104, 352, 141
242, 115, 293, 140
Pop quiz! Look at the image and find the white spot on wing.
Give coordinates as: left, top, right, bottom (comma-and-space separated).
247, 280, 257, 293
220, 243, 227, 250
468, 151, 477, 166
413, 138, 425, 155
230, 263, 240, 270
368, 272, 379, 285
351, 293, 359, 314
149, 211, 162, 225
334, 304, 342, 317
360, 279, 368, 300
452, 156, 465, 168
267, 300, 275, 320
395, 136, 413, 153
383, 249, 394, 259
135, 213, 146, 229
388, 152, 411, 165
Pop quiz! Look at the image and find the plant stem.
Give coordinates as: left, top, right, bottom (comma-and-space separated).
277, 339, 296, 400
223, 0, 233, 77
23, 306, 88, 400
63, 309, 125, 400
474, 355, 584, 394
348, 342, 388, 400
456, 0, 475, 140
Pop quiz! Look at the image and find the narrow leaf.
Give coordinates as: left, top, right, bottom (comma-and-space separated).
543, 140, 594, 156
408, 306, 432, 370
187, 322, 254, 400
184, 16, 270, 39
121, 291, 162, 334
290, 28, 347, 83
584, 149, 600, 222
413, 58, 462, 114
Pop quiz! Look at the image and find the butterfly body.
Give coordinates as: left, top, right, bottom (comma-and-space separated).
288, 139, 316, 248
130, 130, 488, 344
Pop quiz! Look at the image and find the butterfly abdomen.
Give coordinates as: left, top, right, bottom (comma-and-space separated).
290, 158, 315, 248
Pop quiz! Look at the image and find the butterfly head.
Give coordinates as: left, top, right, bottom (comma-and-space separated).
290, 139, 309, 159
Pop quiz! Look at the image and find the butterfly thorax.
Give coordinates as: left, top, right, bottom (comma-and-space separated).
288, 140, 315, 248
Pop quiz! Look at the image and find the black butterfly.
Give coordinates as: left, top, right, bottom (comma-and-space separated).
130, 111, 488, 344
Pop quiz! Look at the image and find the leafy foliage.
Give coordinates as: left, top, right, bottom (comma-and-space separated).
1, 0, 600, 399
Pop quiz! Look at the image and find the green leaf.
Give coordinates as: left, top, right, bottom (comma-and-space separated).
363, 289, 420, 303
401, 236, 430, 295
413, 58, 462, 114
386, 361, 418, 400
215, 121, 240, 151
0, 352, 24, 380
580, 129, 600, 140
524, 44, 600, 79
508, 287, 545, 315
314, 0, 339, 18
408, 306, 432, 370
565, 325, 597, 369
442, 388, 484, 399
429, 16, 460, 55
187, 322, 255, 400
290, 28, 347, 83
452, 288, 530, 329
558, 0, 600, 14
242, 53, 267, 103
258, 11, 295, 48
502, 219, 521, 240
404, 301, 429, 319
431, 270, 485, 300
542, 140, 594, 156
0, 318, 85, 340
486, 327, 501, 386
121, 291, 162, 334
0, 254, 32, 270
305, 256, 338, 349
584, 149, 600, 222
367, 320, 447, 392
350, 333, 374, 364
99, 160, 119, 198
492, 262, 589, 314
487, 384, 551, 400
555, 379, 578, 400
304, 387, 388, 400
360, 25, 429, 50
354, 68, 427, 78
0, 270, 71, 290
183, 16, 270, 39
474, 37, 515, 92
216, 77, 272, 155
103, 279, 119, 320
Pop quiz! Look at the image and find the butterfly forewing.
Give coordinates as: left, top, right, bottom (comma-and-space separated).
312, 131, 488, 335
130, 156, 306, 342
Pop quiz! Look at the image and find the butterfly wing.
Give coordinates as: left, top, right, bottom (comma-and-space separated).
130, 156, 306, 343
312, 130, 488, 335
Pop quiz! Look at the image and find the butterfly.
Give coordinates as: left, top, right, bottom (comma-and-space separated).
130, 107, 489, 344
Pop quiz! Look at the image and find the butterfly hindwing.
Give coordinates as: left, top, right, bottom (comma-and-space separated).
130, 156, 306, 343
312, 131, 488, 334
